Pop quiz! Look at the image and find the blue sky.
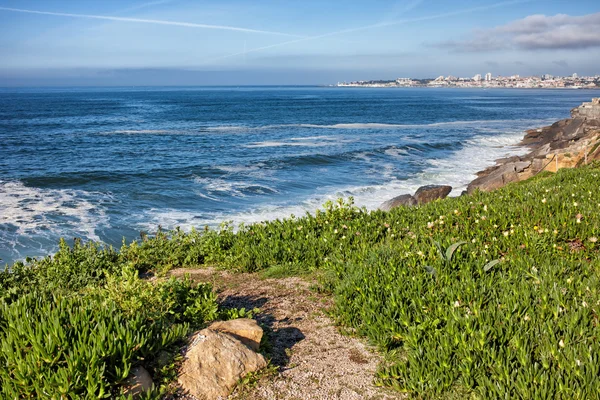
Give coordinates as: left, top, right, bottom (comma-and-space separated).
0, 0, 599, 85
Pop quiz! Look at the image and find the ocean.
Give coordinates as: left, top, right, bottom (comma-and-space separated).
1, 86, 599, 265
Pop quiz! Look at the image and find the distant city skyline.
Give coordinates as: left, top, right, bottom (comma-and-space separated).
0, 0, 599, 86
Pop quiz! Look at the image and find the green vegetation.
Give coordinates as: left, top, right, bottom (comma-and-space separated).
2, 163, 600, 398
0, 243, 250, 398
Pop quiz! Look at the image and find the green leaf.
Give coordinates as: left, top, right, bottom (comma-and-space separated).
483, 259, 501, 272
445, 241, 467, 262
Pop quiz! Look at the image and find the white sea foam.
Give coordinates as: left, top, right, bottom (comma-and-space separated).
142, 127, 531, 232
192, 176, 279, 198
0, 180, 111, 261
384, 147, 410, 158
244, 140, 334, 148
204, 119, 554, 133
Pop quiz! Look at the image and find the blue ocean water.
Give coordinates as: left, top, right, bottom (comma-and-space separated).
1, 86, 599, 265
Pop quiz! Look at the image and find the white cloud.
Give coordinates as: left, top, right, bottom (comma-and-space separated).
436, 12, 600, 52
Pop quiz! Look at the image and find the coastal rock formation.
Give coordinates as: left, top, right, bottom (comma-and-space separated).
467, 99, 600, 193
379, 194, 417, 211
209, 318, 263, 352
571, 98, 600, 119
414, 185, 452, 204
178, 326, 267, 400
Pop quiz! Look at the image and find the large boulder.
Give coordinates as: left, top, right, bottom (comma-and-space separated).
379, 194, 417, 211
178, 328, 267, 400
413, 185, 452, 204
209, 318, 263, 351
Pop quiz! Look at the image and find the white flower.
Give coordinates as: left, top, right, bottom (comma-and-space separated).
576, 359, 581, 367
542, 198, 547, 203
503, 231, 509, 237
471, 238, 477, 243
573, 202, 578, 207
417, 250, 424, 257
341, 235, 346, 239
523, 314, 530, 321
483, 205, 488, 211
589, 237, 597, 243
559, 339, 565, 348
427, 222, 435, 229
453, 300, 460, 308
334, 229, 338, 234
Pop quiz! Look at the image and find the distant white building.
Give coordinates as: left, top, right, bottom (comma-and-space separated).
473, 74, 482, 82
485, 72, 492, 81
572, 73, 578, 79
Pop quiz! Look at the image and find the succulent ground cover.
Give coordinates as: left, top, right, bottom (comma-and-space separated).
1, 163, 599, 398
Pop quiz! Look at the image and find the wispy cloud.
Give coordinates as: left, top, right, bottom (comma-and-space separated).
0, 6, 302, 37
435, 12, 600, 52
204, 0, 534, 64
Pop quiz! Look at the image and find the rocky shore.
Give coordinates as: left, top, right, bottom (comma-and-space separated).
380, 98, 600, 209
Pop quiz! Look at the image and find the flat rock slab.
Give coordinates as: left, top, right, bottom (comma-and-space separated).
179, 329, 267, 400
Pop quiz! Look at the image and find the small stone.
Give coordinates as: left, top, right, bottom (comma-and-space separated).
122, 366, 153, 398
209, 318, 263, 351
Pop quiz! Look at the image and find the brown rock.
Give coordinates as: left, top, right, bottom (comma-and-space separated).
467, 161, 531, 193
179, 329, 267, 400
123, 366, 153, 398
378, 194, 417, 211
209, 318, 263, 351
413, 185, 452, 204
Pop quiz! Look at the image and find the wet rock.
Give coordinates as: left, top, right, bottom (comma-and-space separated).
379, 194, 417, 211
209, 318, 263, 351
413, 185, 452, 204
179, 329, 267, 400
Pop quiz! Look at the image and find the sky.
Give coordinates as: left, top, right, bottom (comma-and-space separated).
0, 0, 599, 85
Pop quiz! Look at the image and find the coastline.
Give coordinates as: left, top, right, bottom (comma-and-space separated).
379, 98, 600, 209
466, 98, 600, 193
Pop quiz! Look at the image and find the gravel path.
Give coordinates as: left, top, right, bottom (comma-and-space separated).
169, 268, 402, 400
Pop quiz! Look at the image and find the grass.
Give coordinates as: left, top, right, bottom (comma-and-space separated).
2, 162, 600, 398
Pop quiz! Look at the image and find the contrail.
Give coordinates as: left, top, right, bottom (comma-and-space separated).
205, 0, 536, 63
0, 6, 302, 37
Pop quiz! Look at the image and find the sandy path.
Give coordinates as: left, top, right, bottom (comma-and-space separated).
169, 268, 401, 400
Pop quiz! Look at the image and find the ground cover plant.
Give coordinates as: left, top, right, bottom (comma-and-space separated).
1, 163, 599, 398
0, 250, 249, 398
